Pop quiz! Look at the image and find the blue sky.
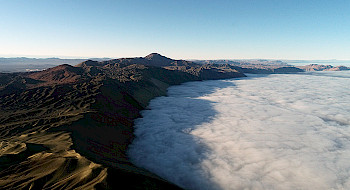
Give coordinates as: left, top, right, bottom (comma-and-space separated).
0, 0, 349, 60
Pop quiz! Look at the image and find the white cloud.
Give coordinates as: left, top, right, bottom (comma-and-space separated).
128, 71, 350, 190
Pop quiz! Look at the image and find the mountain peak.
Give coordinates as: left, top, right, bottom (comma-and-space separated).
144, 53, 171, 61
143, 53, 174, 66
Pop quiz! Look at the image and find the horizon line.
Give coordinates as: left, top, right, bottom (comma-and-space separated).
1, 55, 350, 62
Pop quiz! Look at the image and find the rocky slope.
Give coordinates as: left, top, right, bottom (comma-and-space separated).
0, 54, 247, 189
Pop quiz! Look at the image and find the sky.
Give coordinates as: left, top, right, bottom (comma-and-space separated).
0, 0, 349, 60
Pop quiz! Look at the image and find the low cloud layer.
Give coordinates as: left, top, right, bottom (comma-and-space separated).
128, 71, 350, 190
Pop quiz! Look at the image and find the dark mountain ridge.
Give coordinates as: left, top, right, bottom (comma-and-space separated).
0, 53, 303, 189
76, 53, 199, 68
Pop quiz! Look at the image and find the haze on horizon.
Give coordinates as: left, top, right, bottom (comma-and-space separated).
1, 0, 349, 60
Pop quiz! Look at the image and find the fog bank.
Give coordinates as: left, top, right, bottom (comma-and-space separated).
129, 71, 350, 190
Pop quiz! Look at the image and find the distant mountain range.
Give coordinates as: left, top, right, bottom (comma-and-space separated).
284, 60, 350, 66
0, 57, 110, 73
0, 57, 110, 64
0, 56, 305, 73
192, 59, 290, 66
297, 64, 350, 71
